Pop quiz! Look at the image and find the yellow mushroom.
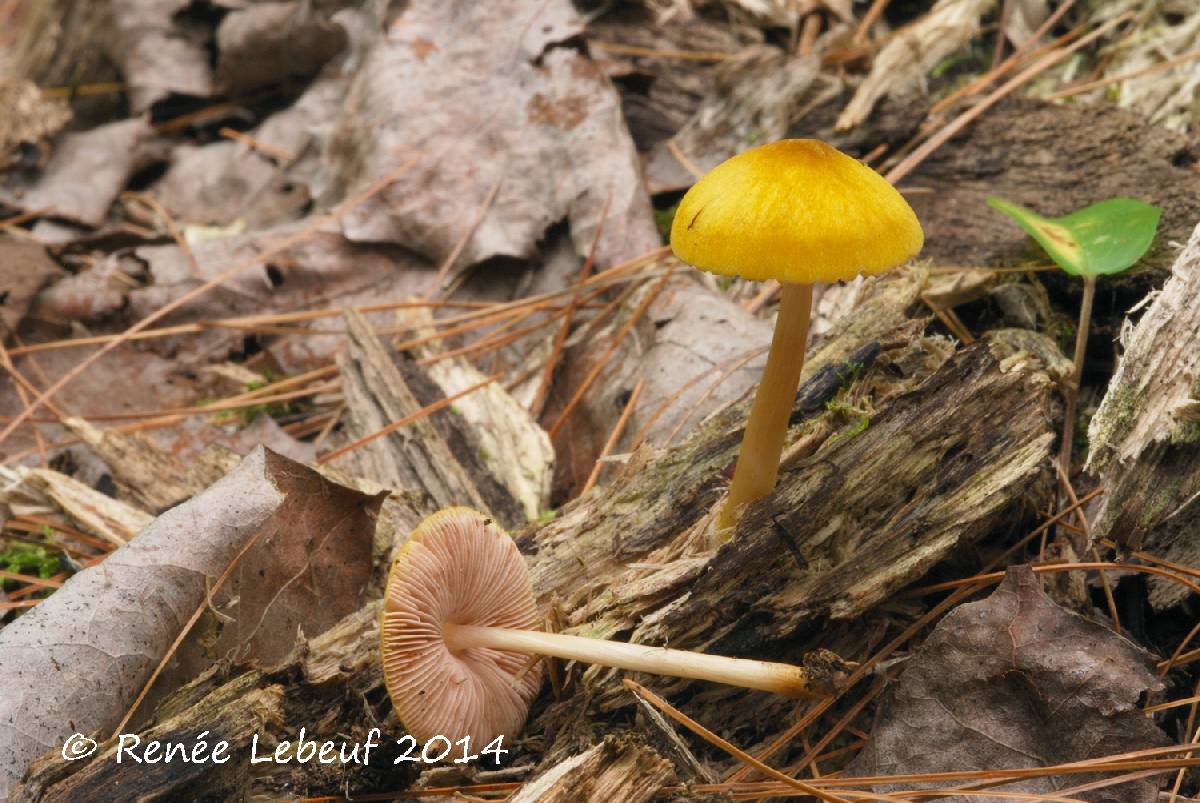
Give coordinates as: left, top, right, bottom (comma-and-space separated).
670, 139, 923, 531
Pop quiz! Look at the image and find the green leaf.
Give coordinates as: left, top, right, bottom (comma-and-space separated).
987, 196, 1161, 278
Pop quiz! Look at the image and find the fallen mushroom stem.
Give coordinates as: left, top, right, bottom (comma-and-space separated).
718, 281, 814, 531
442, 622, 825, 698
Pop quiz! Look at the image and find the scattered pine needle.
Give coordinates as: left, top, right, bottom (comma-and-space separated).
663, 345, 766, 446
590, 41, 735, 62
109, 511, 278, 736
928, 0, 1081, 116
623, 679, 854, 803
580, 376, 644, 495
530, 191, 612, 418
0, 569, 63, 589
852, 0, 893, 45
885, 12, 1134, 185
0, 159, 423, 448
425, 169, 505, 298
1045, 49, 1200, 101
667, 140, 704, 180
217, 126, 297, 162
548, 265, 675, 438
316, 374, 499, 465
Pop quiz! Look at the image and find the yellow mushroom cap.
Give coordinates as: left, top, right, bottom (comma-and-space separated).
669, 139, 923, 284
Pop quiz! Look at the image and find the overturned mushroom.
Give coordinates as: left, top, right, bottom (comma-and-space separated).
670, 139, 923, 530
381, 507, 847, 745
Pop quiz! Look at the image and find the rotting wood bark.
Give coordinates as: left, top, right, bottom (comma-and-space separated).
333, 308, 492, 516
505, 736, 674, 803
897, 97, 1200, 280
1087, 222, 1200, 608
63, 417, 238, 514
12, 268, 1059, 799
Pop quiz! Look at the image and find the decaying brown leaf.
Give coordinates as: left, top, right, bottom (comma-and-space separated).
848, 565, 1169, 802
108, 0, 215, 112
215, 0, 348, 94
0, 446, 384, 797
325, 0, 660, 272
0, 242, 61, 339
0, 118, 159, 227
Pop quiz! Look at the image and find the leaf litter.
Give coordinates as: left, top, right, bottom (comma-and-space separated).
0, 447, 384, 795
2, 0, 1200, 799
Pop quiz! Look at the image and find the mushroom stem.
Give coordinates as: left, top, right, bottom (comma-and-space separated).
442, 623, 821, 697
718, 281, 813, 531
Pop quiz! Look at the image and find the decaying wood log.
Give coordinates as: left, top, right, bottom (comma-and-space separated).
63, 417, 238, 513
398, 307, 554, 522
334, 309, 493, 516
506, 737, 673, 803
1087, 222, 1200, 607
897, 97, 1200, 280
13, 269, 1059, 799
11, 605, 391, 803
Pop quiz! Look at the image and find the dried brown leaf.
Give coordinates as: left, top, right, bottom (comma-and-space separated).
0, 119, 158, 227
0, 447, 384, 796
108, 0, 215, 112
215, 0, 347, 94
0, 242, 61, 339
848, 565, 1169, 802
326, 0, 659, 271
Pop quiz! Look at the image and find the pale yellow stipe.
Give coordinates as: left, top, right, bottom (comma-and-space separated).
718, 283, 812, 531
